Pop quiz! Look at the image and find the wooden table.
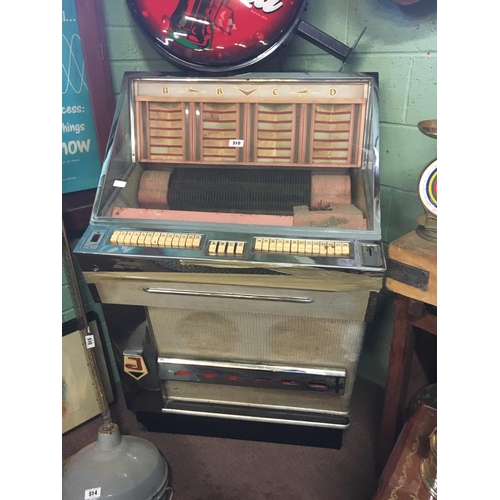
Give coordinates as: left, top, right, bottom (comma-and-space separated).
374, 401, 437, 500
377, 230, 437, 473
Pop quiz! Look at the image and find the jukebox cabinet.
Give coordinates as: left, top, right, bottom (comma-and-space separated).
74, 72, 385, 432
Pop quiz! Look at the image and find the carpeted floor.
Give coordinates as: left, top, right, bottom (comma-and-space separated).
63, 374, 384, 500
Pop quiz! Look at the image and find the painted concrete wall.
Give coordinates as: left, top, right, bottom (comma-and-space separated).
63, 0, 437, 386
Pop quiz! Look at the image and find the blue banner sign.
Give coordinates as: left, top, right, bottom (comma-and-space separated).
62, 0, 102, 194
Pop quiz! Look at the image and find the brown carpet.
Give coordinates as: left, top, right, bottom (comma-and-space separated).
63, 375, 383, 500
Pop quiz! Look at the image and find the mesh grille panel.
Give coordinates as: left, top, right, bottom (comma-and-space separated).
149, 307, 365, 369
150, 307, 366, 415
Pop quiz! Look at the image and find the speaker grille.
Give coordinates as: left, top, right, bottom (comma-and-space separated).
148, 307, 366, 409
150, 307, 363, 365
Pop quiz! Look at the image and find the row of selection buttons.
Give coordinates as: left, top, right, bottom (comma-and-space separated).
254, 238, 351, 256
110, 230, 203, 249
208, 240, 246, 255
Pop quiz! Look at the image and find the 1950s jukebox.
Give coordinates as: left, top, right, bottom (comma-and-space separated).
74, 72, 385, 432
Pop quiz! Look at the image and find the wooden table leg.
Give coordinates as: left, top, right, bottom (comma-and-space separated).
376, 294, 417, 475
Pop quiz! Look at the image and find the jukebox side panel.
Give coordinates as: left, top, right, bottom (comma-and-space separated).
99, 303, 164, 413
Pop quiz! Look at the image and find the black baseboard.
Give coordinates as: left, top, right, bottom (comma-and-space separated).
136, 411, 344, 449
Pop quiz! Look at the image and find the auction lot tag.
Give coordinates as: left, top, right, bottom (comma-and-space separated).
85, 335, 95, 349
85, 487, 101, 499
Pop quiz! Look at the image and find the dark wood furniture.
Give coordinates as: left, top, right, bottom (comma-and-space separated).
377, 230, 437, 473
374, 401, 436, 500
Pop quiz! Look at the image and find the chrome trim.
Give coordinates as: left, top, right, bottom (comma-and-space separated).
158, 357, 345, 378
161, 408, 349, 429
144, 288, 314, 303
165, 395, 348, 416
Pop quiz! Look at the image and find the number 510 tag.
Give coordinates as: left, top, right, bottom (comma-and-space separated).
228, 139, 244, 147
85, 487, 101, 499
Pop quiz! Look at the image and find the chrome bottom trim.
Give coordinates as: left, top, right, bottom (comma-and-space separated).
162, 408, 349, 429
165, 395, 349, 417
162, 399, 350, 429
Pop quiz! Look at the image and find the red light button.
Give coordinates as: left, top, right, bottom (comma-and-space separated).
308, 382, 328, 391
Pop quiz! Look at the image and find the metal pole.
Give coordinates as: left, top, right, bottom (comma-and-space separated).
62, 221, 114, 430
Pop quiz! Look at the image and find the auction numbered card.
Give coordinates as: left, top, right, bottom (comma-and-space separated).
85, 487, 101, 499
62, 0, 102, 194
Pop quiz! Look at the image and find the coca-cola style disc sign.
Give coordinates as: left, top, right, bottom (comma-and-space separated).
127, 0, 308, 72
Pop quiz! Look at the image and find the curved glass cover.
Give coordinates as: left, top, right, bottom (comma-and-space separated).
93, 73, 381, 237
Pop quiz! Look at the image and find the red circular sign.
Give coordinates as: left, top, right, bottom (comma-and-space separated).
127, 0, 308, 72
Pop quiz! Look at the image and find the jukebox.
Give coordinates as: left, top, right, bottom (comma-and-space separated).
74, 72, 385, 432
